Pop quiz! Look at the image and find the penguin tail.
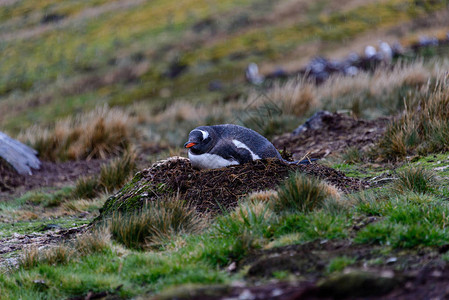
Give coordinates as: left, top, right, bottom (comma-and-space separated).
286, 158, 318, 165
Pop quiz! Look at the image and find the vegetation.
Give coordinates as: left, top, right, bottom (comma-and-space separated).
3, 162, 449, 298
109, 196, 203, 249
2, 0, 449, 298
275, 172, 339, 213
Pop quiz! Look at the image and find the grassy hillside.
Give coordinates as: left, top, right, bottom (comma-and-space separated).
1, 0, 448, 136
1, 0, 449, 299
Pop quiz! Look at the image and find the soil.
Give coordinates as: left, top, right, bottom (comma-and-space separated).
273, 112, 389, 160
0, 159, 107, 200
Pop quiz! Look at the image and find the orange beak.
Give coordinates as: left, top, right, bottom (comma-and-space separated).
185, 142, 196, 148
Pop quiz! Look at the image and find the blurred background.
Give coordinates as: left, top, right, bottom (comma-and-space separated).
0, 0, 448, 168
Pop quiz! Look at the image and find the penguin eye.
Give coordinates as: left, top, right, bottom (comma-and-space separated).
203, 137, 211, 144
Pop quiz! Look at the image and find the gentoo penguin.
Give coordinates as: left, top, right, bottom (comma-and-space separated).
184, 124, 313, 169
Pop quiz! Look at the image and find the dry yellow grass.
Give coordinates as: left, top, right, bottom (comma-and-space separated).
377, 72, 449, 159
246, 190, 278, 203
245, 78, 318, 117
18, 105, 136, 161
229, 199, 275, 225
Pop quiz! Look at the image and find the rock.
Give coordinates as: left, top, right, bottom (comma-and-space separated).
41, 13, 65, 24
292, 111, 333, 135
0, 131, 41, 175
245, 63, 264, 85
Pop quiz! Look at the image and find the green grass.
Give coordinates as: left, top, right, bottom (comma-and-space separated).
110, 196, 203, 249
327, 256, 357, 273
3, 161, 449, 297
1, 0, 447, 136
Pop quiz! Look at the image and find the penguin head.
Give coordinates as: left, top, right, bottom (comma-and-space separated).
184, 127, 215, 154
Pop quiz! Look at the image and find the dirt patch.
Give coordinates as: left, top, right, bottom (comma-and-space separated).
0, 159, 107, 200
98, 157, 368, 219
273, 112, 389, 160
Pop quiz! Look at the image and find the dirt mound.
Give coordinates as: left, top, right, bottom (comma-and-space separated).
273, 112, 389, 160
98, 157, 368, 218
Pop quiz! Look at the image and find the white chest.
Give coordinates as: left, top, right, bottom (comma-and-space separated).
188, 152, 239, 169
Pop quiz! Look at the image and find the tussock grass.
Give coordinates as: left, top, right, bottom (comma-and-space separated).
72, 176, 99, 200
73, 229, 111, 256
246, 190, 278, 204
392, 166, 437, 194
19, 245, 75, 269
18, 247, 41, 270
18, 229, 111, 270
215, 200, 275, 239
19, 105, 136, 162
275, 172, 338, 213
99, 152, 137, 193
110, 196, 203, 250
377, 76, 449, 159
72, 152, 136, 199
341, 146, 364, 164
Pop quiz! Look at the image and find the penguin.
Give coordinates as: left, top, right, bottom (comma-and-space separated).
184, 124, 314, 169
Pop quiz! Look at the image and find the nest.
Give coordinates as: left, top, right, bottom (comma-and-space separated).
98, 157, 368, 218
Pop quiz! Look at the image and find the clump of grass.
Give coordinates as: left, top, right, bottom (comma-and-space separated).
274, 79, 317, 117
214, 200, 275, 239
18, 247, 41, 270
275, 172, 337, 213
327, 256, 357, 273
392, 166, 437, 194
110, 196, 203, 250
72, 152, 136, 199
19, 105, 136, 162
377, 77, 449, 159
19, 245, 75, 269
99, 152, 136, 193
73, 228, 111, 256
72, 176, 99, 199
341, 146, 363, 164
20, 187, 73, 208
18, 229, 111, 270
246, 190, 278, 204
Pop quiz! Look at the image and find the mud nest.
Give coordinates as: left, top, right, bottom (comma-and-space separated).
98, 157, 368, 218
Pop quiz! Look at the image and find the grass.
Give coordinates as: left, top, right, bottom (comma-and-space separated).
327, 256, 357, 274
391, 166, 437, 194
377, 76, 449, 160
275, 172, 339, 213
18, 105, 136, 161
72, 151, 137, 199
109, 196, 203, 249
3, 161, 449, 298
